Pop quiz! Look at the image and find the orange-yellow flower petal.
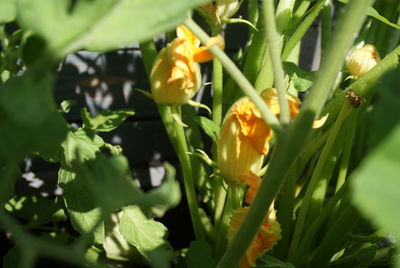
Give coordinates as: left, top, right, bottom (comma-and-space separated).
238, 171, 261, 204
150, 38, 201, 105
227, 207, 281, 268
193, 35, 225, 63
176, 25, 224, 63
217, 97, 272, 181
261, 89, 301, 118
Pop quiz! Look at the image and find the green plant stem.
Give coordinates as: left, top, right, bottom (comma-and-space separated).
210, 26, 226, 233
140, 38, 208, 241
262, 0, 290, 125
292, 184, 347, 266
215, 187, 233, 258
274, 164, 298, 260
213, 177, 227, 234
335, 112, 357, 193
301, 0, 374, 118
283, 0, 325, 60
184, 17, 283, 136
288, 103, 350, 261
275, 0, 296, 34
211, 0, 374, 266
212, 26, 223, 127
212, 58, 223, 125
139, 41, 179, 153
321, 0, 333, 57
292, 0, 312, 24
321, 45, 400, 128
171, 106, 204, 240
309, 205, 359, 267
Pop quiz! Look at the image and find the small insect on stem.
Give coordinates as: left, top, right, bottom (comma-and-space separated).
345, 90, 362, 108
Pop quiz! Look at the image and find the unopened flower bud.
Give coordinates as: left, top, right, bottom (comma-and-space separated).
150, 36, 201, 105
197, 0, 240, 28
227, 207, 281, 268
217, 89, 301, 183
347, 44, 380, 78
217, 96, 272, 183
215, 0, 240, 20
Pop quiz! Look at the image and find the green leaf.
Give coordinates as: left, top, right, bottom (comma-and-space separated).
2, 247, 18, 268
103, 212, 141, 261
59, 167, 105, 244
255, 255, 295, 268
351, 126, 400, 252
194, 116, 220, 143
81, 155, 143, 213
0, 0, 16, 23
17, 0, 210, 56
138, 162, 181, 218
367, 69, 400, 151
335, 0, 400, 30
81, 107, 135, 132
5, 196, 66, 228
60, 99, 77, 114
283, 62, 315, 92
58, 128, 105, 244
119, 206, 174, 263
351, 69, 400, 259
187, 240, 216, 268
0, 71, 68, 161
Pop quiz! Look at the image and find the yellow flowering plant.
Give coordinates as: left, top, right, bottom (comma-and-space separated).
1, 0, 400, 268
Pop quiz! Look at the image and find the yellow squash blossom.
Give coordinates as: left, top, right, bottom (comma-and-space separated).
227, 207, 281, 268
347, 44, 380, 78
217, 89, 300, 183
150, 26, 224, 105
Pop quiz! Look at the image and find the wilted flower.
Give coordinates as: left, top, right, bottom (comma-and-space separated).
347, 44, 380, 78
217, 89, 300, 183
150, 26, 223, 105
227, 207, 281, 268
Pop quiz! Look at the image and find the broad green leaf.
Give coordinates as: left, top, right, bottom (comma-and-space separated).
77, 155, 180, 217
59, 128, 105, 244
187, 240, 216, 268
0, 0, 16, 23
103, 212, 140, 261
255, 255, 295, 268
283, 62, 315, 92
351, 126, 400, 256
81, 107, 135, 132
195, 116, 220, 143
5, 196, 66, 228
0, 71, 68, 161
17, 0, 210, 55
367, 69, 400, 151
138, 162, 181, 218
351, 69, 400, 267
336, 0, 400, 30
59, 167, 105, 244
81, 155, 143, 213
119, 206, 173, 262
